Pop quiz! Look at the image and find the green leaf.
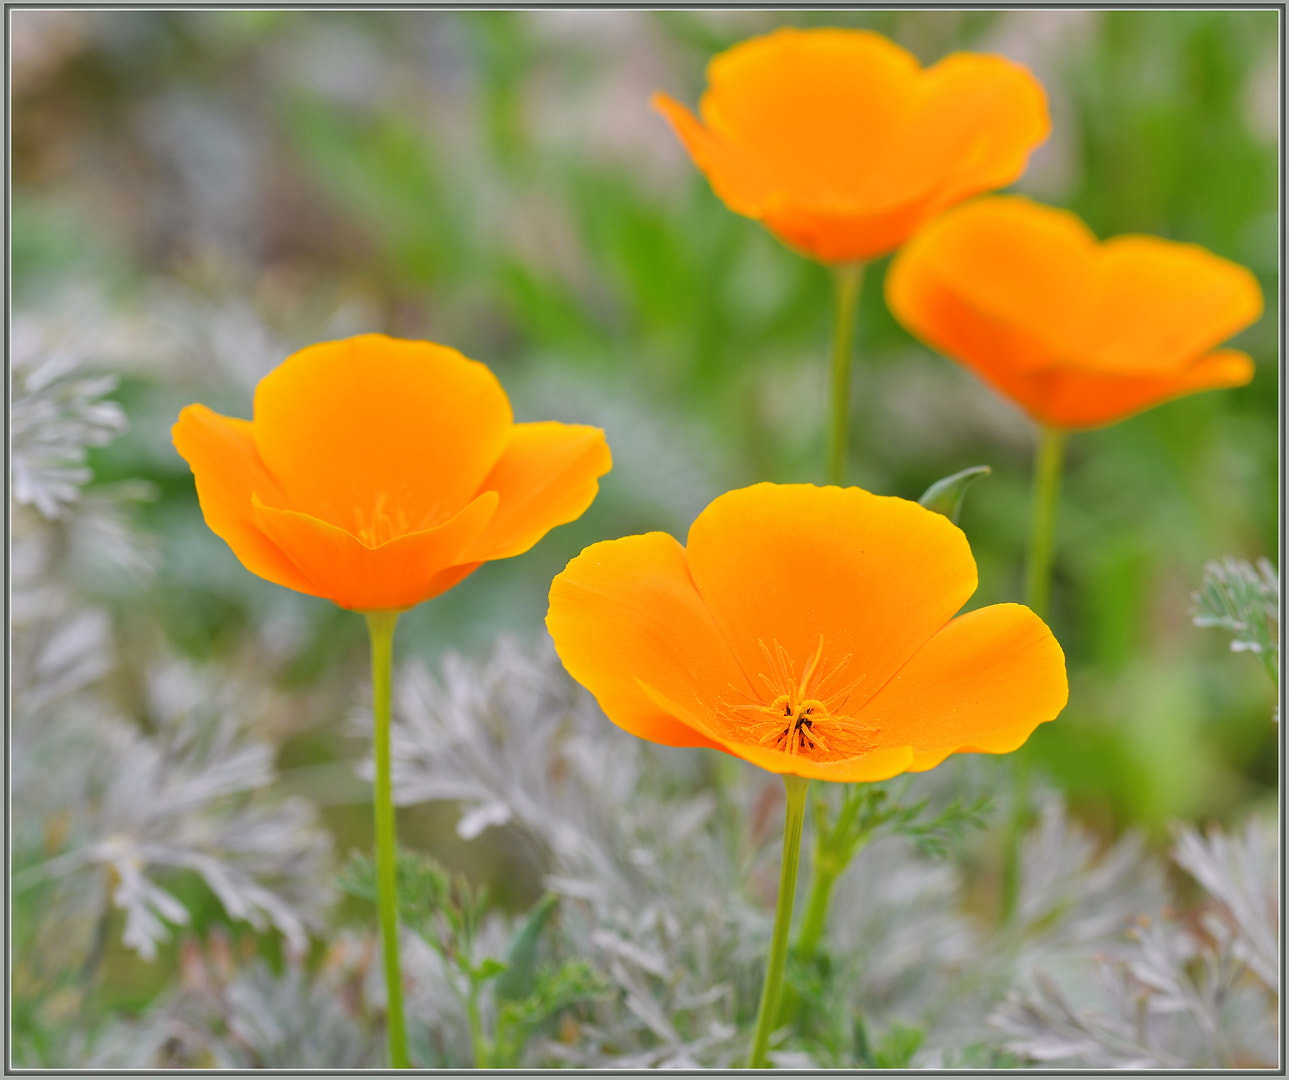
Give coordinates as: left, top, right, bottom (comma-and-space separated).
873, 1022, 925, 1068
494, 892, 559, 1003
917, 465, 991, 524
897, 792, 994, 860
470, 957, 508, 983
494, 960, 611, 1066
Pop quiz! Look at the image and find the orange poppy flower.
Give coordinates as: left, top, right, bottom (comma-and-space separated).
886, 196, 1264, 429
652, 27, 1050, 264
547, 483, 1066, 782
173, 333, 612, 612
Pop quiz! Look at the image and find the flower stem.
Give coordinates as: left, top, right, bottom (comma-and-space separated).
827, 262, 865, 487
793, 862, 837, 962
748, 774, 810, 1069
1002, 426, 1067, 925
794, 788, 857, 958
1024, 425, 1067, 620
467, 980, 489, 1069
366, 609, 409, 1070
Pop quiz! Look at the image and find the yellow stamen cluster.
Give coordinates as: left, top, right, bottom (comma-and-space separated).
725, 636, 879, 761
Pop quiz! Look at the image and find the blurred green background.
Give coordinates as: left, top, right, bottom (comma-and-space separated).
13, 7, 1277, 848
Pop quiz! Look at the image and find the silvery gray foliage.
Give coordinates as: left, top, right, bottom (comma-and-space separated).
383, 639, 1260, 1069
1191, 556, 1279, 684
12, 377, 331, 970
19, 658, 333, 960
825, 832, 982, 1058
378, 638, 768, 1067
381, 640, 1178, 1069
1172, 818, 1278, 991
990, 814, 1278, 1069
823, 783, 1168, 1066
173, 955, 377, 1068
1009, 791, 1168, 956
52, 933, 381, 1069
10, 316, 127, 518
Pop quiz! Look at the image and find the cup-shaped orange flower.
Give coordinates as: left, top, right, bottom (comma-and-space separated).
886, 196, 1265, 429
653, 27, 1050, 264
173, 333, 612, 612
548, 483, 1067, 782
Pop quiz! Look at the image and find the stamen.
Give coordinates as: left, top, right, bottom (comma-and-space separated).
717, 636, 882, 763
353, 491, 414, 547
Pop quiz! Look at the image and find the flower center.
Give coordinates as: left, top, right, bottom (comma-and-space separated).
353, 491, 414, 548
723, 636, 879, 761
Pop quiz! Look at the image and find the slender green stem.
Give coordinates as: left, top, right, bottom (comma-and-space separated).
748, 774, 810, 1069
827, 262, 865, 487
1024, 425, 1068, 620
793, 858, 838, 961
1002, 427, 1067, 925
366, 609, 409, 1070
795, 785, 867, 958
467, 980, 489, 1069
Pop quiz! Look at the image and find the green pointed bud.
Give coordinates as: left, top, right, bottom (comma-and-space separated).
917, 465, 991, 524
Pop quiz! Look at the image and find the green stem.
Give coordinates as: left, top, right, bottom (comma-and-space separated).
793, 858, 838, 961
1024, 425, 1067, 620
827, 262, 865, 487
748, 774, 810, 1069
467, 980, 489, 1069
366, 609, 409, 1070
1003, 427, 1066, 925
794, 785, 866, 958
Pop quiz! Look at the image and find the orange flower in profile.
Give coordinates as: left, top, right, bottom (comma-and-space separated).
547, 483, 1066, 781
652, 27, 1050, 264
173, 333, 612, 612
886, 196, 1264, 429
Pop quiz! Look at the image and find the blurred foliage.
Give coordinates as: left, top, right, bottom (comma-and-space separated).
10, 7, 1279, 1065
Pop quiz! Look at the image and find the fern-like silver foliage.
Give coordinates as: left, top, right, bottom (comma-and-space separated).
12, 374, 332, 969
170, 948, 378, 1068
42, 933, 380, 1069
990, 814, 1278, 1068
17, 658, 334, 960
378, 639, 1185, 1069
1172, 819, 1278, 992
10, 317, 127, 519
1192, 556, 1279, 687
375, 638, 770, 1067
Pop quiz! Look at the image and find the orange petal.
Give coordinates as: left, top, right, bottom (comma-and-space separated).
546, 533, 745, 750
851, 603, 1067, 769
908, 53, 1050, 219
651, 91, 779, 217
702, 28, 923, 209
887, 197, 1264, 427
171, 404, 315, 595
251, 490, 498, 611
1082, 236, 1265, 373
685, 484, 978, 719
638, 680, 917, 782
1022, 349, 1256, 430
465, 422, 612, 562
886, 196, 1098, 374
656, 30, 1049, 262
760, 199, 936, 264
252, 334, 513, 538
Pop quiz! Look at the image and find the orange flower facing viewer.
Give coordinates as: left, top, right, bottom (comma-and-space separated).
652, 27, 1050, 264
886, 196, 1264, 429
173, 334, 611, 612
547, 483, 1066, 782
